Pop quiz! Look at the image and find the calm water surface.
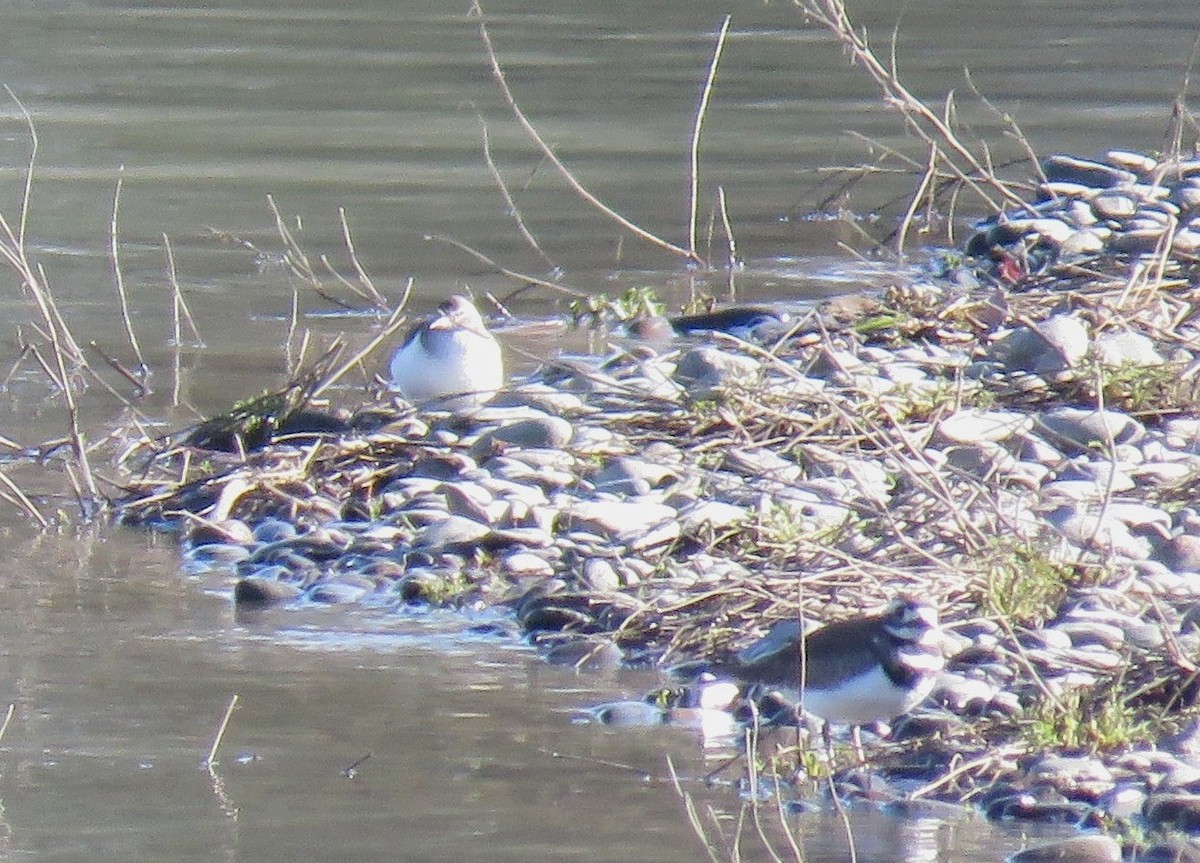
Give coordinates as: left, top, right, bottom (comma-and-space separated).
0, 1, 1193, 859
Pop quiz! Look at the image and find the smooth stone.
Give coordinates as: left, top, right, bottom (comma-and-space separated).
477, 415, 575, 451
1047, 506, 1151, 559
1113, 229, 1170, 252
723, 447, 803, 483
1043, 154, 1137, 188
415, 515, 492, 552
581, 558, 622, 592
591, 700, 666, 727
1092, 192, 1138, 219
306, 578, 373, 604
184, 543, 252, 567
186, 518, 255, 547
1009, 835, 1120, 863
1166, 718, 1200, 757
1144, 793, 1200, 831
676, 500, 749, 532
991, 316, 1088, 374
628, 520, 681, 552
1036, 407, 1145, 452
673, 346, 761, 395
1064, 199, 1100, 227
1036, 315, 1090, 370
233, 577, 303, 606
563, 500, 678, 542
986, 792, 1089, 823
1139, 839, 1200, 863
1026, 754, 1114, 798
1099, 783, 1149, 821
1050, 621, 1126, 650
1094, 330, 1164, 366
937, 409, 1032, 444
991, 217, 1075, 247
1106, 149, 1157, 173
1173, 229, 1200, 253
1160, 534, 1200, 573
489, 384, 587, 415
593, 457, 678, 495
1060, 229, 1108, 255
501, 551, 554, 577
250, 518, 297, 544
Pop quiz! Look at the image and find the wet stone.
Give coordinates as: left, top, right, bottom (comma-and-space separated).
234, 577, 303, 606
415, 515, 492, 552
1037, 407, 1145, 452
1139, 839, 1200, 863
1009, 835, 1121, 863
1144, 793, 1200, 831
1043, 154, 1138, 188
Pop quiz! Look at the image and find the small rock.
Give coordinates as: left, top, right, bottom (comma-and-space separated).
1144, 793, 1200, 831
1094, 330, 1164, 366
1036, 407, 1145, 452
415, 515, 492, 552
234, 577, 303, 606
938, 409, 1032, 444
674, 346, 761, 396
477, 414, 575, 451
1009, 835, 1120, 863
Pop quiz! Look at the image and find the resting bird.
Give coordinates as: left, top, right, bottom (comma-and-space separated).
388, 295, 504, 408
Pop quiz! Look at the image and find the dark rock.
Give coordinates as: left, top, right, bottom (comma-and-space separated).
1009, 835, 1120, 863
1139, 838, 1200, 863
1043, 155, 1137, 188
234, 577, 303, 606
1144, 792, 1200, 831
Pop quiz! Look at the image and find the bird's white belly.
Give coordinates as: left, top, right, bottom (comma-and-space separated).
389, 331, 502, 403
786, 665, 937, 725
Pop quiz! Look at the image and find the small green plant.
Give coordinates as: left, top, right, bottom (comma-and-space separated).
1025, 686, 1153, 753
1093, 359, 1200, 416
977, 540, 1075, 625
568, 286, 665, 328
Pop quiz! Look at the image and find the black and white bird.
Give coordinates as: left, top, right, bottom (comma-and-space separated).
721, 597, 945, 753
388, 295, 504, 408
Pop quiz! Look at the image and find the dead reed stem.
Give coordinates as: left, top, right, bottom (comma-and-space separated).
109, 169, 148, 377
795, 0, 1031, 226
477, 113, 559, 271
689, 15, 731, 260
205, 694, 239, 768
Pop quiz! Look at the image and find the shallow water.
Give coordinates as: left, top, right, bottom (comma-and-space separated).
0, 0, 1188, 858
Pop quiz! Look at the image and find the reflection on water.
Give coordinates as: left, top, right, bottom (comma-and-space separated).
0, 0, 1187, 859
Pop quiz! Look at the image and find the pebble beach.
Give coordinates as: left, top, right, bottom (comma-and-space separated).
118, 148, 1200, 853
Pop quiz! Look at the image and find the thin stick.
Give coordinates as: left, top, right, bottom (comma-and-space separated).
425, 233, 588, 298
205, 694, 239, 768
478, 113, 558, 270
337, 207, 387, 307
689, 16, 731, 259
162, 234, 204, 344
310, 278, 414, 399
0, 473, 47, 526
110, 169, 148, 376
471, 1, 703, 264
716, 185, 738, 300
4, 87, 37, 250
0, 703, 14, 744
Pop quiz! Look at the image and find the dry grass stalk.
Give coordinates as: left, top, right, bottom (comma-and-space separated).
109, 169, 148, 377
477, 113, 559, 272
688, 16, 731, 260
795, 0, 1031, 216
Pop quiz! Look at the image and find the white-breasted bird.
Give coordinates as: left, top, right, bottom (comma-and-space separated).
388, 295, 504, 408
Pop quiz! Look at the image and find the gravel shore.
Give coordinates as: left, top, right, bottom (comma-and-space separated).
120, 149, 1200, 850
